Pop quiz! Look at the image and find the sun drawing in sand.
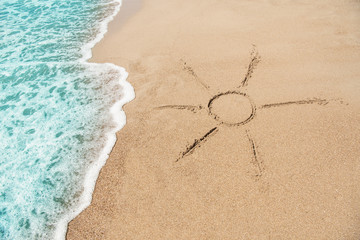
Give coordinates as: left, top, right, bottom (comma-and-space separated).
156, 47, 331, 178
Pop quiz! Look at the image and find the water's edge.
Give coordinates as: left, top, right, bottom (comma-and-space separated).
54, 1, 135, 239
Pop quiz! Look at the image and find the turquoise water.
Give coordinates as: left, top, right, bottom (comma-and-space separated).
0, 0, 134, 239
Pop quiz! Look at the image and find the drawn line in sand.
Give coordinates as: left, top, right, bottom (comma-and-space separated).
155, 105, 204, 113
208, 91, 256, 126
176, 127, 219, 162
182, 60, 210, 90
260, 98, 329, 109
246, 129, 264, 178
239, 46, 261, 88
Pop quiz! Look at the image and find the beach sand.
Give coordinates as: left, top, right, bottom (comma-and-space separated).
67, 0, 360, 239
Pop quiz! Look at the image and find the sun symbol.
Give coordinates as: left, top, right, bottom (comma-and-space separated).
156, 47, 331, 178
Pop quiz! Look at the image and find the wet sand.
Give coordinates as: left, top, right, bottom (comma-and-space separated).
67, 0, 360, 239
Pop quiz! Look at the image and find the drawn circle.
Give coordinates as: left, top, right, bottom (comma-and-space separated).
208, 91, 256, 126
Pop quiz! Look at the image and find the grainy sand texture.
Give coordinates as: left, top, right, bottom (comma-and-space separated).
67, 0, 360, 239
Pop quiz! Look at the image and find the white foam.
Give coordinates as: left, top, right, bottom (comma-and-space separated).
79, 0, 122, 62
52, 1, 135, 239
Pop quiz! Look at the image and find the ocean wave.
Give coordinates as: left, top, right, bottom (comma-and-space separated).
0, 0, 134, 239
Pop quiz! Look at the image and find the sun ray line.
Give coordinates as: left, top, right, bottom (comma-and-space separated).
155, 105, 204, 113
259, 98, 329, 109
176, 127, 219, 162
182, 60, 212, 94
239, 47, 260, 88
245, 129, 263, 177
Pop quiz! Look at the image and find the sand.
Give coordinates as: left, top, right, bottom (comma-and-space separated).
67, 0, 360, 239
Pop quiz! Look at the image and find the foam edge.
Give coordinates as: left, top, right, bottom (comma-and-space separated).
52, 0, 136, 239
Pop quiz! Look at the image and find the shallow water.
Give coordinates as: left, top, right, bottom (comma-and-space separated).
0, 0, 133, 239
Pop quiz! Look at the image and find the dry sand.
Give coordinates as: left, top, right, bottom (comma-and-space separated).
67, 0, 360, 239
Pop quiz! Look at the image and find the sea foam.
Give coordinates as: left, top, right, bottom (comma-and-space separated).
0, 0, 134, 239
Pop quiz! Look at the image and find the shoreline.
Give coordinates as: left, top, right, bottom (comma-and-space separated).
68, 0, 360, 239
88, 0, 143, 64
58, 0, 137, 239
